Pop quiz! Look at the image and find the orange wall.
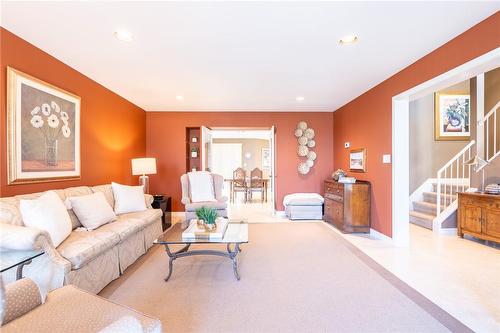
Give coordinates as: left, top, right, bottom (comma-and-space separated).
333, 12, 500, 237
0, 28, 146, 197
146, 112, 334, 211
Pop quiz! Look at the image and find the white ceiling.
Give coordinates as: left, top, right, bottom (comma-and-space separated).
1, 1, 498, 112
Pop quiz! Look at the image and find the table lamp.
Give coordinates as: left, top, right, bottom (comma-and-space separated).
464, 155, 490, 193
132, 158, 157, 193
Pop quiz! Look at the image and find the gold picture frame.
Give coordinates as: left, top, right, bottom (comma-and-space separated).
349, 148, 366, 172
434, 91, 470, 141
7, 67, 81, 184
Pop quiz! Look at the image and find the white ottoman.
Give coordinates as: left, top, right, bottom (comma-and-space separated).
283, 193, 324, 220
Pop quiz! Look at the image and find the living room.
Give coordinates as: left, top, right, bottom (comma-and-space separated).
0, 2, 499, 333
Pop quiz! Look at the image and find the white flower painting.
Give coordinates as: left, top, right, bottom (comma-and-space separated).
7, 67, 80, 184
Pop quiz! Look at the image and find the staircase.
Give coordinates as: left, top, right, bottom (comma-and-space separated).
410, 182, 468, 230
409, 100, 500, 232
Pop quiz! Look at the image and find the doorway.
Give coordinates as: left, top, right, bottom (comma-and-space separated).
201, 127, 277, 221
392, 49, 499, 246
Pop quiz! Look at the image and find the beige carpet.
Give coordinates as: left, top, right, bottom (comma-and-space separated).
100, 223, 469, 332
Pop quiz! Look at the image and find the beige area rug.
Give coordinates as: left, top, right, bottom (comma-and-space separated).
100, 222, 470, 333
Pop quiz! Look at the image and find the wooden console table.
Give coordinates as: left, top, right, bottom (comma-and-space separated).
457, 192, 500, 242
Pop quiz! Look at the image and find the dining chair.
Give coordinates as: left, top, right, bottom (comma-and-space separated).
232, 167, 248, 203
249, 168, 265, 203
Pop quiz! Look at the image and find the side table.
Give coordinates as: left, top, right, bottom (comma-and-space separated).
152, 195, 172, 231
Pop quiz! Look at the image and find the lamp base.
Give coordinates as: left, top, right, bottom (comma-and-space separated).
139, 175, 149, 193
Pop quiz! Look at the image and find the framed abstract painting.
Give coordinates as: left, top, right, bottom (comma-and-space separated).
434, 92, 470, 141
7, 67, 81, 184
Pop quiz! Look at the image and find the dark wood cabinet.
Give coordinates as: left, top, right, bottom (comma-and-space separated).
458, 192, 500, 242
152, 195, 172, 231
323, 180, 370, 233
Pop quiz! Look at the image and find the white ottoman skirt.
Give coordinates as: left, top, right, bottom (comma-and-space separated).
283, 193, 324, 220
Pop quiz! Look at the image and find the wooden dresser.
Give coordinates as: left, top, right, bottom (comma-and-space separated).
457, 192, 500, 242
323, 180, 371, 233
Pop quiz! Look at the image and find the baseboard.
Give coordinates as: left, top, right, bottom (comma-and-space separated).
275, 210, 287, 218
439, 228, 458, 235
370, 228, 393, 242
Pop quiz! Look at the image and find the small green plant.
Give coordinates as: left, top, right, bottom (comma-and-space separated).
195, 206, 218, 225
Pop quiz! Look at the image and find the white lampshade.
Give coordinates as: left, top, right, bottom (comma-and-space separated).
131, 158, 157, 175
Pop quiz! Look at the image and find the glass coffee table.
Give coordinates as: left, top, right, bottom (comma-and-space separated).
0, 249, 44, 280
154, 220, 248, 281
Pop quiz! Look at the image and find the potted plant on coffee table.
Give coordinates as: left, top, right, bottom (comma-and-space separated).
195, 206, 218, 231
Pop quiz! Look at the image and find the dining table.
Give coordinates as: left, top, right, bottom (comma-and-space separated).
225, 178, 269, 203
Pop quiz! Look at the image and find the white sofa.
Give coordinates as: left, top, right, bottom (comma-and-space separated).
0, 184, 163, 294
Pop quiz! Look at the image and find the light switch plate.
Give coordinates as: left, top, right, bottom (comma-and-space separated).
383, 154, 391, 164
344, 142, 350, 148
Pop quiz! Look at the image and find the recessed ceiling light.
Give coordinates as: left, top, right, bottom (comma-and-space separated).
339, 35, 358, 45
176, 95, 184, 101
114, 30, 133, 42
296, 96, 305, 102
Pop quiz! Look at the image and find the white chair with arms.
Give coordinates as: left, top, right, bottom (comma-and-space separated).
180, 171, 228, 220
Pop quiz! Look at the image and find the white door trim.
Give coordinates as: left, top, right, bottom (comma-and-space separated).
392, 47, 500, 247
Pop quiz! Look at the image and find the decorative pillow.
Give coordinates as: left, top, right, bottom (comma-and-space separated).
66, 192, 117, 231
111, 182, 147, 215
19, 191, 72, 247
188, 171, 216, 203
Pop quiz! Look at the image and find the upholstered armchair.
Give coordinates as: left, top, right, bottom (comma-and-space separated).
180, 172, 228, 220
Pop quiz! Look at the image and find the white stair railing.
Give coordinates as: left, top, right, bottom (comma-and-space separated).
436, 140, 475, 216
479, 100, 500, 168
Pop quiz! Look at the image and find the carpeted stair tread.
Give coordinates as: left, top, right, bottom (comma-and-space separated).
412, 201, 437, 216
409, 210, 434, 230
423, 191, 456, 204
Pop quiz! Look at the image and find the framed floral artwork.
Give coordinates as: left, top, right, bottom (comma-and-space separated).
7, 67, 81, 184
349, 148, 366, 172
434, 92, 470, 141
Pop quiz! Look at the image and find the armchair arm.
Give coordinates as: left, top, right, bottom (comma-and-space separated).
219, 196, 228, 203
2, 278, 42, 325
181, 197, 191, 205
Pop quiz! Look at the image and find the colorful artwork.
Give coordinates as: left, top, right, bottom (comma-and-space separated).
7, 67, 80, 184
435, 92, 470, 141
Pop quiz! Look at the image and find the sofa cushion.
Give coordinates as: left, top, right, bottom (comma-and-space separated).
98, 216, 145, 241
185, 201, 227, 212
57, 229, 120, 269
118, 209, 162, 228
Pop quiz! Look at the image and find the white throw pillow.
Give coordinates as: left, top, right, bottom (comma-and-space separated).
111, 182, 147, 215
188, 171, 216, 203
66, 192, 117, 231
20, 191, 72, 247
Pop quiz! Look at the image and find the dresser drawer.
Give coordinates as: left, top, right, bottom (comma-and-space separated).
325, 182, 343, 196
325, 193, 343, 202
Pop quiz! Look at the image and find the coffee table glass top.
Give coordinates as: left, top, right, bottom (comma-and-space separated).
0, 249, 44, 273
154, 220, 248, 245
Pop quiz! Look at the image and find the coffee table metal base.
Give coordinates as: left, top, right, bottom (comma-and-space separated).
163, 243, 242, 281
